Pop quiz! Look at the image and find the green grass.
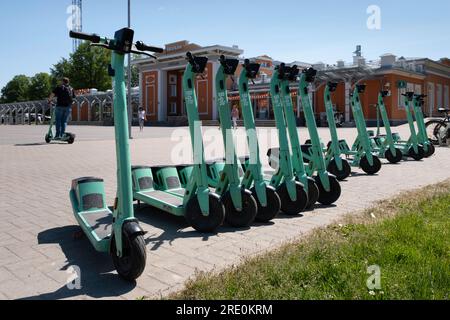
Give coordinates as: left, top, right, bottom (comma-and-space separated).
173, 181, 450, 300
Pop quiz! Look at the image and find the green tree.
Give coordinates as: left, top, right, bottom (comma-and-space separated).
28, 73, 52, 101
50, 58, 71, 88
68, 42, 112, 91
0, 75, 30, 103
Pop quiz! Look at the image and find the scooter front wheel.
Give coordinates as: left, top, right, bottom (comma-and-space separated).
251, 186, 281, 223
45, 134, 51, 144
111, 231, 146, 282
408, 146, 425, 161
277, 182, 308, 216
185, 193, 225, 233
305, 177, 319, 210
223, 189, 257, 228
423, 144, 435, 158
327, 158, 351, 181
315, 175, 341, 206
385, 148, 403, 164
360, 155, 382, 175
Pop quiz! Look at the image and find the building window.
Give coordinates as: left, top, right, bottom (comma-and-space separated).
415, 84, 422, 95
170, 102, 177, 115
398, 87, 407, 109
170, 85, 177, 98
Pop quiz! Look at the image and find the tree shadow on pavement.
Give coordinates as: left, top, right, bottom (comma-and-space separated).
20, 226, 136, 300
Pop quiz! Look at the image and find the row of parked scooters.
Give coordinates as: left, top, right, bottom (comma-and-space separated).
68, 28, 435, 281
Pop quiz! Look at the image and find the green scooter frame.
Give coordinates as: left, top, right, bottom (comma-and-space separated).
412, 94, 435, 157
213, 56, 280, 223
368, 91, 404, 164
45, 105, 75, 144
267, 65, 317, 209
264, 63, 309, 214
338, 85, 382, 175
296, 68, 341, 205
394, 92, 425, 160
323, 82, 352, 180
68, 28, 156, 281
132, 53, 226, 233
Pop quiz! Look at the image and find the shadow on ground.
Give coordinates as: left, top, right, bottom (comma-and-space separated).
20, 226, 137, 300
136, 205, 256, 251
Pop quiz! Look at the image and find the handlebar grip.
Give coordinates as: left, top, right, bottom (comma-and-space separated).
69, 31, 101, 43
135, 41, 164, 53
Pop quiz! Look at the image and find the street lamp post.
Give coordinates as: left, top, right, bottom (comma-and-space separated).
127, 0, 133, 139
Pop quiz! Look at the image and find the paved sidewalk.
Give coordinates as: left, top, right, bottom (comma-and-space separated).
0, 125, 449, 300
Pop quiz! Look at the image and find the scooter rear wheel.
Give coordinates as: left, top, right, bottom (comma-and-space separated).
360, 155, 382, 175
385, 148, 403, 164
327, 158, 351, 181
251, 186, 281, 223
223, 189, 257, 228
111, 231, 146, 282
305, 177, 319, 210
408, 146, 425, 161
277, 182, 308, 216
315, 175, 341, 206
67, 134, 76, 145
185, 193, 225, 233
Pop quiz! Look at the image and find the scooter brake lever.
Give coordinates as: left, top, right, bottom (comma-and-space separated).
131, 50, 157, 59
251, 79, 256, 85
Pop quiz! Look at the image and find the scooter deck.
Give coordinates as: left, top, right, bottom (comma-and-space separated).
136, 190, 184, 207
80, 210, 112, 240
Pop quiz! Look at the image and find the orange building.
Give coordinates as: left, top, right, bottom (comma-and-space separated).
135, 42, 450, 126
134, 41, 242, 125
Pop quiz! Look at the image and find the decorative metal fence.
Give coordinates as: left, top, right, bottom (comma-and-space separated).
0, 92, 140, 125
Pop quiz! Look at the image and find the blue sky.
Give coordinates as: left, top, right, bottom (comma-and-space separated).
0, 0, 449, 89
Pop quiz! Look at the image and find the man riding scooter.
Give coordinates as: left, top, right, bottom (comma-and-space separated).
48, 77, 76, 140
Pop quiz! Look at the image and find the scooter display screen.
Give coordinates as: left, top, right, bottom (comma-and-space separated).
113, 28, 135, 53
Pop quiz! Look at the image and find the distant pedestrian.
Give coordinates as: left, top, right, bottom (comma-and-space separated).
138, 107, 147, 132
231, 105, 240, 130
48, 77, 76, 139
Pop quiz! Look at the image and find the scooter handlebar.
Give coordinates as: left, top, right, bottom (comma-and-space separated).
69, 31, 101, 43
135, 41, 164, 53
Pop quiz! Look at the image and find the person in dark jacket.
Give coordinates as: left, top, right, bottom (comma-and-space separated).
48, 77, 76, 139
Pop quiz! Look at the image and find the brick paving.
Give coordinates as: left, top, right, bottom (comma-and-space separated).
0, 124, 449, 300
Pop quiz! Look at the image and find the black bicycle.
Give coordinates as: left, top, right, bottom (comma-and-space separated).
426, 107, 450, 145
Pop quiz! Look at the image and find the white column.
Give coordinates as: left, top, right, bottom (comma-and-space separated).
159, 70, 167, 122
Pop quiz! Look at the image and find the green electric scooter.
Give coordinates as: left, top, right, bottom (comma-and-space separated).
267, 64, 318, 209
239, 60, 307, 215
412, 94, 435, 158
68, 28, 161, 281
322, 82, 352, 180
45, 103, 76, 144
267, 66, 341, 206
295, 68, 341, 205
367, 90, 404, 164
331, 84, 382, 175
158, 55, 260, 227
388, 92, 425, 161
213, 55, 280, 223
132, 53, 226, 233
